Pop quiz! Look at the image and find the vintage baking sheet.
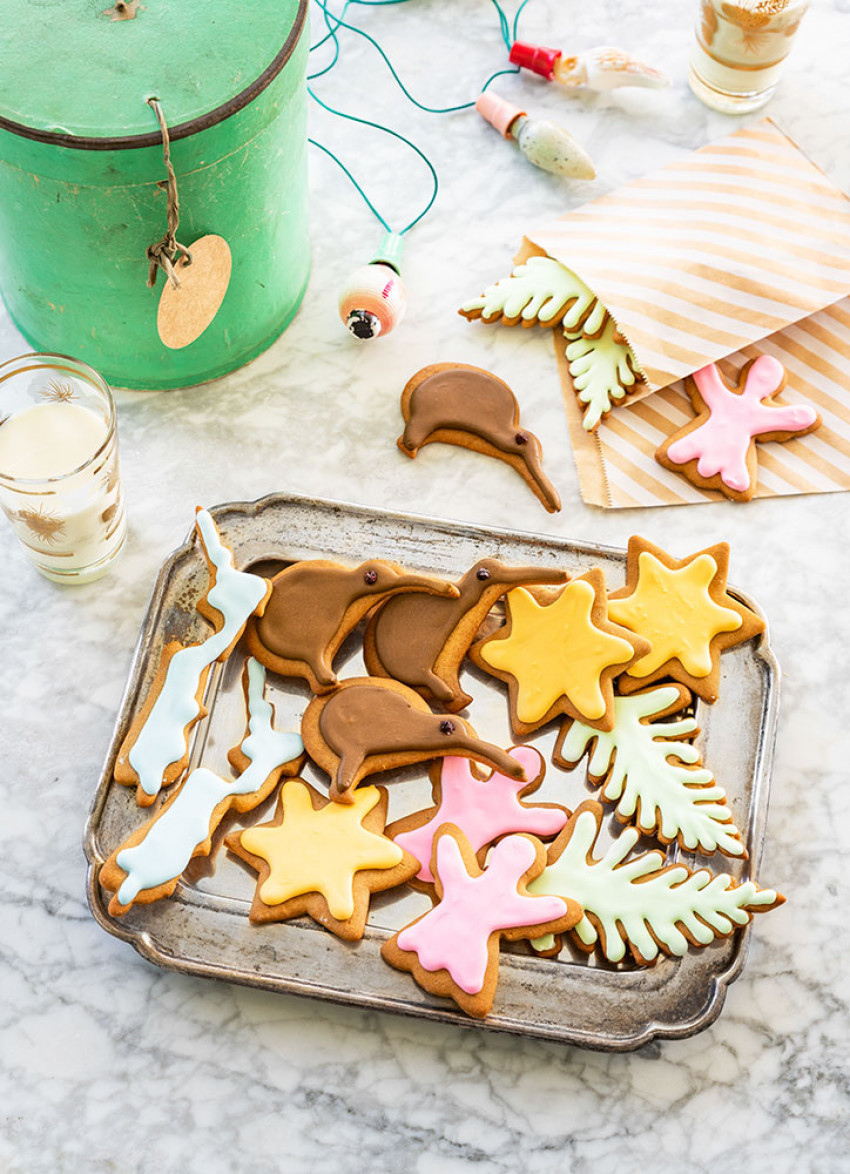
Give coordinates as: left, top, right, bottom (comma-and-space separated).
84, 494, 780, 1050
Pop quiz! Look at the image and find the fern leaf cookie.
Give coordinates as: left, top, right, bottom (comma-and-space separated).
528, 801, 782, 965
470, 569, 650, 736
554, 684, 745, 858
564, 318, 644, 432
459, 255, 603, 331
607, 536, 765, 704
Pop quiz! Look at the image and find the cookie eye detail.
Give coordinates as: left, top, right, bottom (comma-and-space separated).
476, 567, 491, 581
364, 570, 378, 584
439, 720, 455, 734
515, 431, 529, 445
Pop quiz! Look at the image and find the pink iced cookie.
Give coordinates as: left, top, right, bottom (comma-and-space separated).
656, 355, 821, 501
387, 746, 568, 885
381, 827, 581, 1018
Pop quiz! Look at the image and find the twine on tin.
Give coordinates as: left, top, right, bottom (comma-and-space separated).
145, 98, 193, 289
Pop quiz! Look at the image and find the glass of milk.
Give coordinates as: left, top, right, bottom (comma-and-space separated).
0, 354, 126, 583
689, 0, 809, 113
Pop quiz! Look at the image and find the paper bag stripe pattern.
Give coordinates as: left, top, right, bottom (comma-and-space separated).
568, 298, 850, 508
529, 120, 850, 391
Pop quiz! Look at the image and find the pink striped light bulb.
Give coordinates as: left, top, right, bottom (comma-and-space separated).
339, 233, 407, 340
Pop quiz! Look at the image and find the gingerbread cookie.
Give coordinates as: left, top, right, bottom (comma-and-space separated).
655, 356, 821, 501
397, 364, 561, 513
101, 658, 304, 916
115, 508, 272, 806
301, 677, 525, 803
470, 569, 650, 736
554, 684, 745, 858
225, 781, 418, 939
246, 559, 457, 694
563, 318, 644, 432
387, 746, 569, 888
528, 801, 782, 965
607, 536, 765, 703
381, 826, 582, 1018
459, 255, 605, 333
363, 557, 568, 711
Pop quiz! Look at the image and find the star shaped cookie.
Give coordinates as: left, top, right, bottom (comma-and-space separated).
469, 569, 649, 735
607, 536, 765, 703
225, 780, 418, 939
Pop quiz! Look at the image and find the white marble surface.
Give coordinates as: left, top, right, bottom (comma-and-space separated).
2, 0, 849, 1169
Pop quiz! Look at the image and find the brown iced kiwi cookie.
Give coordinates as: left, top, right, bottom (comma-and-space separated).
397, 364, 561, 513
301, 677, 526, 803
245, 558, 458, 694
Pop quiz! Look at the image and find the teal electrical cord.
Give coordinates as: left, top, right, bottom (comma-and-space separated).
307, 0, 531, 234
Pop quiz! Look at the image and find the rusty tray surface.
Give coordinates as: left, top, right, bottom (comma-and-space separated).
84, 493, 780, 1050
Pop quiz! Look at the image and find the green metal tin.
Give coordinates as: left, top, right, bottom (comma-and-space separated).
0, 0, 310, 389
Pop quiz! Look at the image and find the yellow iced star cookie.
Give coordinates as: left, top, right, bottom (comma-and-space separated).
225, 780, 419, 939
470, 569, 649, 735
607, 536, 765, 703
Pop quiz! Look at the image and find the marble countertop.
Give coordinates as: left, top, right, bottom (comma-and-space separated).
2, 0, 849, 1169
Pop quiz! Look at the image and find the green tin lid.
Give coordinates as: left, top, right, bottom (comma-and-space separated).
0, 0, 306, 147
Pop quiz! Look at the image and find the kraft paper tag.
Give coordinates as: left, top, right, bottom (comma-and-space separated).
157, 234, 232, 350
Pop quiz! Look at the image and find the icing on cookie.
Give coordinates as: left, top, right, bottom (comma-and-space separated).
365, 558, 568, 710
392, 747, 568, 883
459, 255, 599, 330
529, 805, 779, 963
115, 659, 303, 906
250, 559, 457, 690
608, 551, 742, 680
478, 578, 637, 724
313, 680, 524, 801
556, 686, 745, 857
398, 364, 561, 513
128, 509, 268, 797
564, 319, 640, 432
239, 781, 402, 920
396, 833, 570, 994
664, 356, 819, 494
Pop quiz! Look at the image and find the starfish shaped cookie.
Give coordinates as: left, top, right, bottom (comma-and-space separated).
470, 569, 649, 735
655, 356, 820, 501
607, 536, 765, 702
225, 780, 418, 939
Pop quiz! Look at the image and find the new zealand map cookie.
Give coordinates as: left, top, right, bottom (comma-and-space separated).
101, 658, 303, 916
386, 745, 569, 888
655, 355, 821, 501
382, 825, 582, 1018
246, 558, 457, 694
470, 569, 650, 736
301, 677, 525, 803
554, 684, 745, 858
225, 781, 418, 939
114, 508, 272, 806
607, 536, 765, 703
528, 801, 782, 965
397, 363, 561, 513
363, 558, 568, 712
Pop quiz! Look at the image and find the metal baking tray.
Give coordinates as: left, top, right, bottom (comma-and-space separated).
84, 493, 779, 1051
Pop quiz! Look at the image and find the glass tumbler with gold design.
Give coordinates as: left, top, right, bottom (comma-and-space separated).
0, 354, 126, 583
689, 0, 809, 113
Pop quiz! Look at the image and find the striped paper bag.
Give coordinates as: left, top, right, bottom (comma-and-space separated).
524, 119, 850, 508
